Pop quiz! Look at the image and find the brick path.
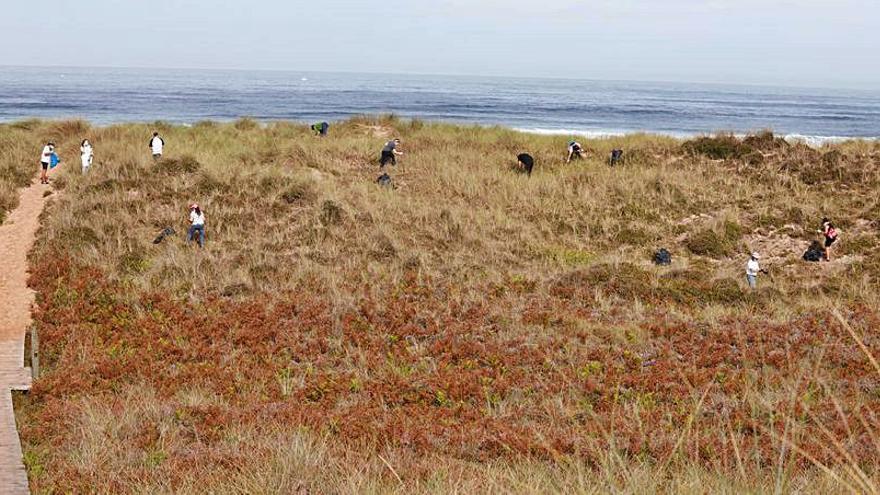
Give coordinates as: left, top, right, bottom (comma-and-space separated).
0, 181, 51, 494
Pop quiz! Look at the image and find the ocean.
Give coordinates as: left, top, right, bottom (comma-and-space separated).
2, 66, 879, 145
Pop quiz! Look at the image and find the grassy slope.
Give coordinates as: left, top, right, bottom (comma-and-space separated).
9, 117, 880, 493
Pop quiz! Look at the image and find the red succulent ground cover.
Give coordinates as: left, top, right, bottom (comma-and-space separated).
20, 252, 880, 488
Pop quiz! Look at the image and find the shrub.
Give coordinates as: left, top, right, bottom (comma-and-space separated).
154, 155, 201, 175
195, 172, 228, 195
220, 283, 251, 298
742, 131, 789, 153
686, 229, 727, 257
685, 221, 742, 258
319, 200, 345, 226
614, 227, 653, 246
234, 118, 259, 131
280, 181, 316, 204
837, 234, 877, 256
682, 134, 754, 160
57, 226, 100, 248
551, 262, 654, 301
118, 252, 150, 275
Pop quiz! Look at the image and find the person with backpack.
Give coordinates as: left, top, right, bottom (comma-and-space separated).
149, 132, 165, 160
566, 141, 586, 163
517, 153, 535, 176
39, 141, 55, 184
746, 252, 768, 289
187, 203, 206, 248
379, 138, 403, 168
80, 139, 94, 174
818, 218, 839, 261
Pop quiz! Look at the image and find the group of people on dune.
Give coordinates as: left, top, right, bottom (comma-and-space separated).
36, 125, 842, 288
38, 131, 205, 246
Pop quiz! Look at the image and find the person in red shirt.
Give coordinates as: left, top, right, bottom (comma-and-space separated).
818, 218, 839, 261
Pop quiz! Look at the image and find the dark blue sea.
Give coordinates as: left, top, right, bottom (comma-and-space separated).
2, 66, 878, 145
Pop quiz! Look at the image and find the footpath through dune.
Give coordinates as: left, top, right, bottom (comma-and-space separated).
0, 180, 51, 494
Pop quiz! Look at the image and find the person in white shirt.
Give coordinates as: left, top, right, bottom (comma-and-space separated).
80, 139, 94, 174
187, 203, 206, 247
39, 142, 54, 184
746, 252, 767, 289
566, 140, 587, 163
149, 132, 165, 160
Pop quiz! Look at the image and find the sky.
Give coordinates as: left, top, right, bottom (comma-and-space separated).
1, 0, 878, 89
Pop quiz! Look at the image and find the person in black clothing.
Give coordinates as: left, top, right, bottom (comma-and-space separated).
517, 153, 535, 176
379, 138, 402, 168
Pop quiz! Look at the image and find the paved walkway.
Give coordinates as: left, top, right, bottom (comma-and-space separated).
0, 181, 51, 494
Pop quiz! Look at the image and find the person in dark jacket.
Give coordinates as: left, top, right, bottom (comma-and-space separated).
379, 138, 403, 168
517, 153, 535, 176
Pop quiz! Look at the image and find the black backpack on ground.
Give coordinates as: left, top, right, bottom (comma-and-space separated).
377, 173, 393, 188
153, 227, 176, 244
610, 149, 624, 166
653, 248, 672, 265
803, 241, 825, 262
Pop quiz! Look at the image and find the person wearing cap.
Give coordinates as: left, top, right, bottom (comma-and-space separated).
566, 140, 587, 163
187, 203, 206, 247
746, 252, 767, 289
39, 141, 55, 184
379, 138, 403, 168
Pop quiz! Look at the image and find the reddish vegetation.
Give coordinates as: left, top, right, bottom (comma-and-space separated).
21, 252, 880, 489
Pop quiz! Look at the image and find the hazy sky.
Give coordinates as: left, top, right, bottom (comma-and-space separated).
2, 0, 878, 89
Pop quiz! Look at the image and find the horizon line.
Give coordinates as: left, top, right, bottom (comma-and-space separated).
2, 63, 877, 95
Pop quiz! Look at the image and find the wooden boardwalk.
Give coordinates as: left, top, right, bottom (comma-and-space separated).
0, 181, 50, 494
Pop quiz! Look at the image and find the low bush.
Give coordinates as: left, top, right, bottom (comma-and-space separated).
682, 134, 754, 160
153, 155, 201, 175
685, 220, 743, 258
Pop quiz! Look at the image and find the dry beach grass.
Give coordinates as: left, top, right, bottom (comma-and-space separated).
3, 117, 880, 492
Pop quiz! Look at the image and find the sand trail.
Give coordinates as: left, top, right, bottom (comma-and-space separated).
0, 180, 51, 494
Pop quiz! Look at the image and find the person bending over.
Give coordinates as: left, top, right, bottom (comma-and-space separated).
566, 140, 586, 163
380, 138, 403, 168
311, 122, 329, 137
517, 153, 535, 176
188, 203, 206, 248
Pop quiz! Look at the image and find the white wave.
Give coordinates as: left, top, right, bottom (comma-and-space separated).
782, 134, 877, 147
514, 127, 878, 147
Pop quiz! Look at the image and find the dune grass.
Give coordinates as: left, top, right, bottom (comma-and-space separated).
8, 117, 880, 493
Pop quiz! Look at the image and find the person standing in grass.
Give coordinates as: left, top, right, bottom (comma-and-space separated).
746, 252, 767, 289
188, 203, 206, 248
149, 131, 165, 160
566, 140, 587, 163
818, 218, 839, 261
517, 153, 535, 176
39, 141, 55, 184
80, 139, 94, 174
379, 138, 403, 168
